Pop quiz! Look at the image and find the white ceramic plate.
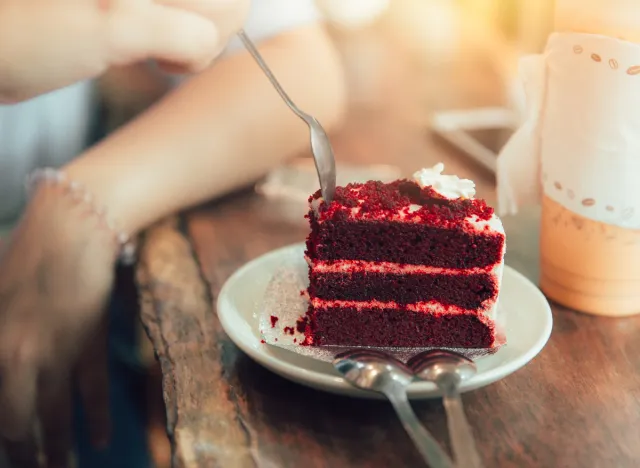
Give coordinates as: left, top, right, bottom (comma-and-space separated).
217, 243, 553, 399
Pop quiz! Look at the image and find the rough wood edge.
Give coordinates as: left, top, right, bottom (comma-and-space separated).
135, 216, 256, 468
135, 217, 182, 467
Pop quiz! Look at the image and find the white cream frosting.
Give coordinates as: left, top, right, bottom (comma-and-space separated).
413, 163, 476, 199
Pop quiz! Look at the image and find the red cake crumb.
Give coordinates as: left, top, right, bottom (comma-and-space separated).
284, 326, 295, 335
270, 316, 279, 328
260, 339, 266, 344
309, 180, 494, 225
296, 316, 309, 333
304, 174, 505, 349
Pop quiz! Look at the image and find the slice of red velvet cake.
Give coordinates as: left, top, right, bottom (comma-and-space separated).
304, 163, 506, 348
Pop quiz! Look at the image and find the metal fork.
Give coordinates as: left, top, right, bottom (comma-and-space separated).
238, 30, 337, 203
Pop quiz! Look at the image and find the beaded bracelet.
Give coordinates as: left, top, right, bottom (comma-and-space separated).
25, 168, 136, 265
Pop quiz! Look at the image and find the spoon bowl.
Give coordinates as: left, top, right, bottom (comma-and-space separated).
333, 349, 413, 393
408, 350, 477, 384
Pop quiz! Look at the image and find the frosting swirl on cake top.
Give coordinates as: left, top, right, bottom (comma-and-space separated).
413, 163, 476, 199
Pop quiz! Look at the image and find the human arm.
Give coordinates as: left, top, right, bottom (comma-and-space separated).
64, 23, 346, 234
0, 0, 249, 103
0, 21, 345, 445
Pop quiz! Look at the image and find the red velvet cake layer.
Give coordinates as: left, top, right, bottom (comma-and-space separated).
308, 271, 497, 309
306, 214, 503, 268
308, 306, 495, 348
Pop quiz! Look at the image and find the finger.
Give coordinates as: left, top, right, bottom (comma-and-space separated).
111, 5, 220, 72
155, 38, 226, 74
0, 344, 39, 440
109, 0, 153, 8
38, 370, 73, 468
2, 433, 41, 468
155, 0, 251, 42
76, 319, 111, 449
155, 61, 191, 75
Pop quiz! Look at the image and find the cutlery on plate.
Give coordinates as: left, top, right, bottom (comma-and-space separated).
409, 350, 483, 468
333, 349, 454, 468
237, 29, 336, 203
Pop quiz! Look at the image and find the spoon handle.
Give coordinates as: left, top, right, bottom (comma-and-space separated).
237, 29, 305, 120
440, 377, 484, 468
386, 391, 454, 468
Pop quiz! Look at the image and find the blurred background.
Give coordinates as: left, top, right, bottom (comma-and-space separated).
135, 1, 557, 465
253, 0, 556, 225
317, 0, 555, 174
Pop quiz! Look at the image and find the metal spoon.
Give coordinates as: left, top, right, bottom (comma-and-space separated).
237, 30, 337, 203
408, 350, 483, 468
334, 350, 454, 468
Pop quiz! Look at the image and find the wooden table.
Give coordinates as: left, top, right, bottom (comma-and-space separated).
134, 16, 640, 468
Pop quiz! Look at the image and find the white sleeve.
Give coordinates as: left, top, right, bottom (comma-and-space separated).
223, 0, 322, 55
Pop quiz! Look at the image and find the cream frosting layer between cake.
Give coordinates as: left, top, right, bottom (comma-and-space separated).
307, 258, 500, 275
309, 297, 498, 325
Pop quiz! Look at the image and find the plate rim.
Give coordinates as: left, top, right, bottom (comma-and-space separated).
217, 242, 553, 397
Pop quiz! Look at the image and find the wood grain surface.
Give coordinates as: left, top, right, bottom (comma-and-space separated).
135, 10, 640, 468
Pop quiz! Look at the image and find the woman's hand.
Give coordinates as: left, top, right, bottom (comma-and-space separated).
1, 321, 111, 468
0, 186, 117, 464
0, 0, 250, 103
